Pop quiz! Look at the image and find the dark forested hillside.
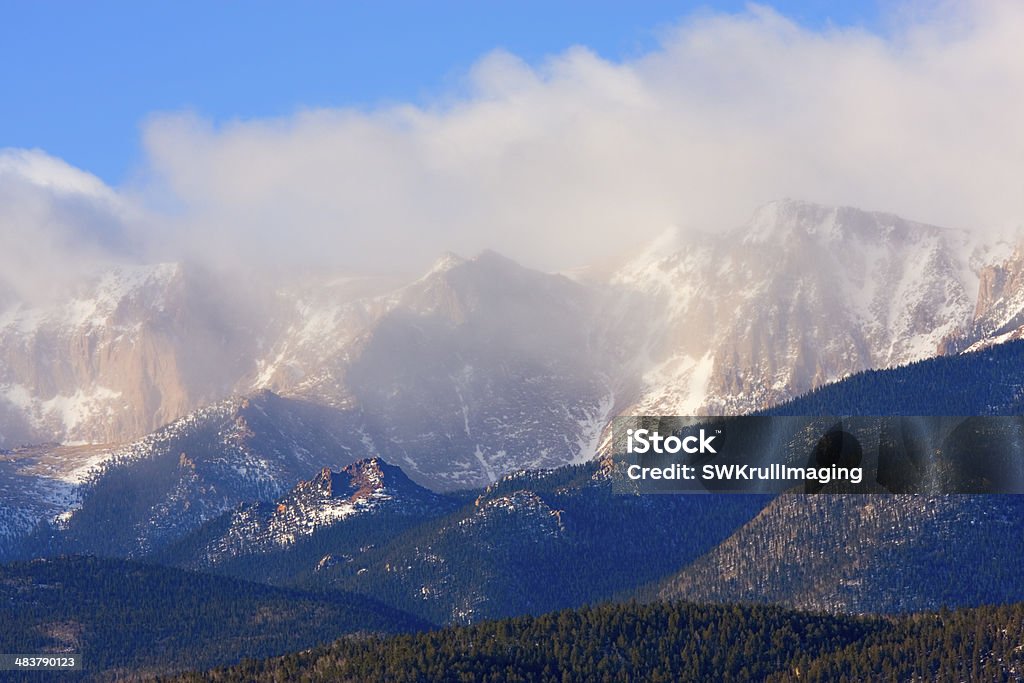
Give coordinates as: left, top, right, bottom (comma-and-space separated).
0, 556, 429, 680
656, 494, 1024, 614
644, 339, 1024, 614
763, 339, 1024, 416
792, 603, 1024, 682
165, 600, 1024, 682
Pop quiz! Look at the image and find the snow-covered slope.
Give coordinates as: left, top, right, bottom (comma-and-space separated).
249, 250, 612, 489
22, 391, 372, 558
608, 200, 987, 416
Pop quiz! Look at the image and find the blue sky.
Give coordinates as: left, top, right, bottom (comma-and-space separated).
1, 1, 882, 184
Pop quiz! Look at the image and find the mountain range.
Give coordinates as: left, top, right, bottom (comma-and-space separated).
4, 200, 1024, 488
4, 199, 1024, 678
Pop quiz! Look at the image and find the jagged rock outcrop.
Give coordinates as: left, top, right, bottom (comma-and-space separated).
193, 457, 456, 563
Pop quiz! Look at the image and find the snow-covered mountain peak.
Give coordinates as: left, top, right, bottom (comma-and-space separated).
606, 199, 986, 417
398, 247, 586, 321
94, 262, 182, 295
472, 248, 530, 268
0, 262, 183, 336
424, 248, 545, 285
425, 251, 468, 277
740, 199, 960, 246
71, 262, 183, 324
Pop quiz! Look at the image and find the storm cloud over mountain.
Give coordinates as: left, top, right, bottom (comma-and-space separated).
4, 1, 1024, 284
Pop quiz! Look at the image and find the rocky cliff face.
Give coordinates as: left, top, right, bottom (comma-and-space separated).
0, 263, 263, 445
956, 246, 1024, 351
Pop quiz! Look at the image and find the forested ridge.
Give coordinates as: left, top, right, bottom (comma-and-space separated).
764, 339, 1024, 416
0, 556, 429, 680
165, 600, 1024, 682
152, 463, 768, 626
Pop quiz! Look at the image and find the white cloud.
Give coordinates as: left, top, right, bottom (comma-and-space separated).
8, 1, 1024, 280
0, 149, 141, 302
